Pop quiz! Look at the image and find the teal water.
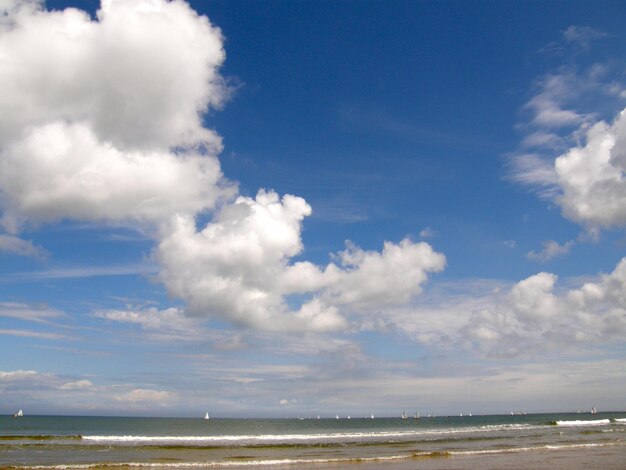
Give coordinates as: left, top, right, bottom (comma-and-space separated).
1, 412, 625, 468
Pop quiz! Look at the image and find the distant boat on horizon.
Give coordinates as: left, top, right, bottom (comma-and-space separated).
14, 409, 23, 418
591, 407, 597, 414
401, 411, 408, 419
413, 411, 420, 420
204, 412, 209, 420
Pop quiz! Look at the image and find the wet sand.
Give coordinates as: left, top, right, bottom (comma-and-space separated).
293, 444, 626, 470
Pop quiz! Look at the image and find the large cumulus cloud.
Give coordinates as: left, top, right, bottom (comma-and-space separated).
0, 0, 446, 333
156, 189, 446, 331
509, 39, 626, 231
459, 259, 626, 356
554, 109, 626, 228
0, 0, 234, 231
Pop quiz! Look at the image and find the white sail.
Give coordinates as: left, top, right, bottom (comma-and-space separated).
14, 409, 23, 417
204, 412, 209, 420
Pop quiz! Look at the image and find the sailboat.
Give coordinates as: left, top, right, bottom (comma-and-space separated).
590, 407, 598, 414
204, 412, 210, 420
413, 411, 419, 420
401, 411, 408, 419
14, 409, 23, 418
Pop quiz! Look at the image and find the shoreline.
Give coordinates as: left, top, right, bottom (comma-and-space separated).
3, 414, 625, 469
292, 444, 626, 470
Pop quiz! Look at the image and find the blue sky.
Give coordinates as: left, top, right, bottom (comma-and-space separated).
1, 0, 626, 417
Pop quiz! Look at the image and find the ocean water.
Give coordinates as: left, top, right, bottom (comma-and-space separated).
1, 412, 625, 468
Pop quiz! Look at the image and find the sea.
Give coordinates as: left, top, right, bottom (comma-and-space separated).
1, 412, 625, 469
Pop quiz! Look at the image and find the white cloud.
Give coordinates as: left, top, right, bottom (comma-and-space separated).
525, 74, 591, 129
156, 189, 337, 331
323, 239, 446, 311
510, 46, 626, 232
507, 153, 558, 193
0, 367, 177, 413
0, 0, 227, 149
0, 122, 234, 230
59, 379, 94, 390
459, 258, 626, 356
0, 328, 65, 339
520, 131, 564, 149
113, 388, 174, 404
0, 369, 38, 381
419, 227, 435, 238
0, 0, 234, 232
378, 279, 506, 345
95, 306, 208, 342
0, 301, 64, 322
508, 272, 563, 323
4, 263, 158, 281
156, 189, 445, 332
0, 234, 47, 259
554, 110, 626, 228
527, 239, 575, 262
563, 25, 608, 50
0, 0, 446, 336
499, 33, 626, 357
371, 257, 626, 358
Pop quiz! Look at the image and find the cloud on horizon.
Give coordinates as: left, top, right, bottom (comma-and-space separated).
411, 258, 626, 358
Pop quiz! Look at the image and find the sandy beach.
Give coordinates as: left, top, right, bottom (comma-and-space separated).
298, 445, 626, 470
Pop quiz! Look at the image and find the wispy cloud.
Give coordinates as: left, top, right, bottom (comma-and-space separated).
540, 25, 610, 56
94, 306, 205, 342
527, 239, 575, 262
113, 388, 175, 405
563, 25, 609, 50
0, 234, 48, 260
2, 263, 158, 281
0, 302, 65, 323
0, 328, 65, 340
419, 227, 436, 239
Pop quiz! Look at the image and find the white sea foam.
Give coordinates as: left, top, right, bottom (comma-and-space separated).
81, 424, 538, 445
14, 454, 416, 468
451, 441, 621, 456
613, 418, 626, 423
555, 419, 611, 427
82, 431, 419, 443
